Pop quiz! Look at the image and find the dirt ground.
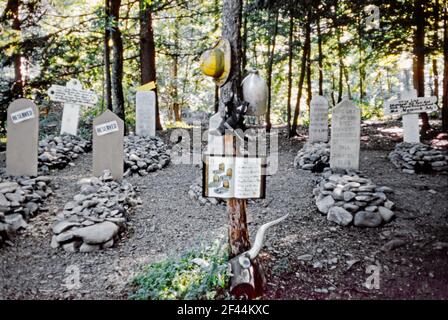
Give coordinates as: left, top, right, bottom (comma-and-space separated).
0, 121, 447, 300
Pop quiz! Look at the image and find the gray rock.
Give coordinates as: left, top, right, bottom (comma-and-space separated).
343, 191, 356, 202
72, 221, 119, 244
327, 207, 353, 226
316, 195, 335, 214
378, 206, 395, 222
79, 242, 101, 253
354, 211, 382, 227
52, 220, 80, 234
4, 213, 27, 231
381, 239, 406, 251
297, 254, 313, 261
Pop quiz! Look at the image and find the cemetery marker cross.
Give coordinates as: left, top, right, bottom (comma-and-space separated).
384, 90, 438, 143
47, 78, 98, 136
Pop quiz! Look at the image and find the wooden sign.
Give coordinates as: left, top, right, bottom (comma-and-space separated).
309, 95, 329, 143
6, 99, 39, 176
330, 98, 361, 170
47, 78, 98, 136
384, 95, 438, 116
92, 110, 124, 180
203, 155, 266, 199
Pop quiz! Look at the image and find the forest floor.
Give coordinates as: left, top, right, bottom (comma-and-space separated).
0, 120, 447, 300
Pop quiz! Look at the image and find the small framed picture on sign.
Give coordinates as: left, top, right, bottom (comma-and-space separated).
202, 155, 266, 199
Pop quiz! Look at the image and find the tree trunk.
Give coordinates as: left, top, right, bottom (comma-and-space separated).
266, 10, 279, 132
287, 12, 294, 135
291, 21, 311, 137
413, 0, 430, 134
358, 17, 365, 102
140, 0, 163, 130
5, 0, 23, 98
337, 36, 343, 103
344, 66, 352, 99
306, 33, 312, 114
443, 0, 448, 131
317, 14, 324, 96
221, 0, 250, 260
433, 0, 440, 101
110, 0, 125, 123
172, 19, 181, 122
104, 0, 112, 111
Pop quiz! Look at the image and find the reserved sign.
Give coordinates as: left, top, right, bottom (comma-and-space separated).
95, 121, 119, 136
11, 108, 35, 124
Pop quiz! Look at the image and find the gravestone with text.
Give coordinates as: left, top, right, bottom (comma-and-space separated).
6, 99, 39, 176
92, 110, 124, 179
309, 95, 329, 143
135, 90, 156, 137
48, 78, 98, 136
384, 90, 438, 143
330, 98, 361, 170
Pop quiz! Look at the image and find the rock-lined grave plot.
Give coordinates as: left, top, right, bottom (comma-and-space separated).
388, 142, 448, 174
0, 172, 53, 245
38, 134, 92, 172
313, 168, 396, 228
294, 142, 330, 172
50, 170, 142, 253
124, 135, 170, 177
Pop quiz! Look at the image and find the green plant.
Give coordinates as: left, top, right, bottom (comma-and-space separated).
130, 241, 229, 300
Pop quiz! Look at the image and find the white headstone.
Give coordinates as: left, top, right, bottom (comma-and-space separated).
309, 95, 329, 143
47, 78, 98, 136
330, 98, 361, 170
136, 91, 156, 137
6, 99, 39, 176
92, 110, 124, 180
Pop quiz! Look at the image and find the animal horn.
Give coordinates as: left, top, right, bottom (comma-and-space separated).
245, 214, 289, 260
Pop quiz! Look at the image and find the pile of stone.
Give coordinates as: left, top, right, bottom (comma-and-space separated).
50, 170, 142, 252
124, 135, 170, 177
0, 172, 53, 245
38, 135, 92, 172
313, 168, 396, 228
388, 142, 448, 174
188, 178, 225, 206
294, 142, 330, 172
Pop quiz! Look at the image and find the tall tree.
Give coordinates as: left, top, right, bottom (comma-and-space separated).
265, 9, 279, 132
3, 0, 23, 98
286, 10, 294, 134
443, 0, 448, 131
110, 0, 125, 122
413, 0, 430, 134
290, 18, 311, 137
104, 0, 112, 111
140, 0, 163, 130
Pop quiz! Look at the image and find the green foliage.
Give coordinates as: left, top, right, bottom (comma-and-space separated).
131, 241, 229, 300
